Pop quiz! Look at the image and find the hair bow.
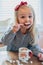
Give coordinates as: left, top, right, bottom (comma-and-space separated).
15, 1, 27, 11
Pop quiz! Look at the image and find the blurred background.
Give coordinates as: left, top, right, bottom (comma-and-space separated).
0, 0, 43, 47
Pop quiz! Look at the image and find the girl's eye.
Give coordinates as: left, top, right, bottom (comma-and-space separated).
28, 16, 32, 18
21, 16, 25, 18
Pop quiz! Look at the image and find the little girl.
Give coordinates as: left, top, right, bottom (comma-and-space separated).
1, 1, 43, 61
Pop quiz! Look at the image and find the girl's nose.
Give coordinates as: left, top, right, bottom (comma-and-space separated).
25, 17, 30, 23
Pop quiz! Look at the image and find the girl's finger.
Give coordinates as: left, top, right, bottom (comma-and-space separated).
20, 24, 24, 28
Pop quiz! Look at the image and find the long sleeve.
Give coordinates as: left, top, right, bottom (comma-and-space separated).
1, 30, 16, 45
30, 44, 42, 56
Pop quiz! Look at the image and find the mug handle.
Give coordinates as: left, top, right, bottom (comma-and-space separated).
28, 50, 33, 58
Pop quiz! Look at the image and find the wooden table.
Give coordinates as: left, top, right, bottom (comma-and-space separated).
0, 44, 43, 65
1, 51, 42, 65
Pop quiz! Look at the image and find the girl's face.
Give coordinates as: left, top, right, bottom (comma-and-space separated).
17, 6, 34, 29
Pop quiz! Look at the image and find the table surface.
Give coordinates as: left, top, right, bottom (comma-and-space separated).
0, 51, 43, 65
0, 44, 43, 65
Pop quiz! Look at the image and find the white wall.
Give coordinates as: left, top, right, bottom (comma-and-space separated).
41, 0, 43, 23
40, 0, 43, 31
37, 0, 43, 31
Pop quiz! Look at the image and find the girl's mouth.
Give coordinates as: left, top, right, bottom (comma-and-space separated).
24, 23, 30, 26
24, 23, 32, 30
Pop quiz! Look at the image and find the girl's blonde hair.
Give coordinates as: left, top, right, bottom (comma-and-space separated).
14, 5, 35, 40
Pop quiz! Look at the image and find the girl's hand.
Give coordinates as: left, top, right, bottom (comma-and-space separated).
12, 24, 20, 33
20, 24, 27, 34
38, 53, 43, 61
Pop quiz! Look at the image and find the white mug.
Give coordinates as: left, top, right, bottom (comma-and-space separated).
19, 47, 33, 62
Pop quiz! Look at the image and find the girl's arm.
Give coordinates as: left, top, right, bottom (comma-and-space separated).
28, 28, 43, 57
30, 44, 42, 56
1, 23, 20, 45
1, 30, 16, 45
28, 28, 43, 61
